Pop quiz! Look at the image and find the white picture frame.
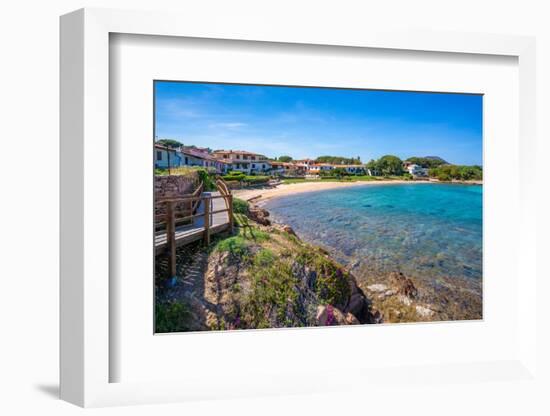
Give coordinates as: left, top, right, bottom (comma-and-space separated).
60, 7, 539, 408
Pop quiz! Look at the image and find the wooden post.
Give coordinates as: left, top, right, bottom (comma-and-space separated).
203, 196, 210, 245
228, 195, 234, 233
166, 201, 177, 280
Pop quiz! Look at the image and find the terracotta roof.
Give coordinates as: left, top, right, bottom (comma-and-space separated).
212, 150, 266, 157
154, 143, 177, 151
181, 147, 213, 159
271, 161, 294, 167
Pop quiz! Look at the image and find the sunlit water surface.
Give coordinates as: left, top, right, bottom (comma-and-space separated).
264, 183, 482, 285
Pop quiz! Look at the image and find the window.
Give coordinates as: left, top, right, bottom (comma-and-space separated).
185, 157, 188, 164
156, 151, 162, 161
252, 164, 256, 168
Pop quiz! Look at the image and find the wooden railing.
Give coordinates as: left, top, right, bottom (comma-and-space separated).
156, 178, 233, 278
216, 177, 234, 231
155, 181, 204, 231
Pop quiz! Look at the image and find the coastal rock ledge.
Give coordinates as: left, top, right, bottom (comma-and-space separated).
198, 235, 380, 330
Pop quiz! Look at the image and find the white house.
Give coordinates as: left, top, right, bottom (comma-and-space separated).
181, 147, 229, 173
308, 163, 334, 175
155, 144, 185, 169
294, 159, 316, 171
337, 164, 366, 175
406, 163, 429, 177
211, 150, 271, 174
179, 148, 207, 168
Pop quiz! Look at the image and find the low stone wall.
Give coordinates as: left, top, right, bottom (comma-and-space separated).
155, 172, 199, 200
155, 172, 200, 225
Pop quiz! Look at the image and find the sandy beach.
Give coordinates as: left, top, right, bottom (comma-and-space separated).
233, 180, 417, 202
233, 179, 483, 203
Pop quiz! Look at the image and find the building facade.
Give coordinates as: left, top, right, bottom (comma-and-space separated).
155, 144, 185, 169
211, 150, 271, 174
406, 163, 429, 177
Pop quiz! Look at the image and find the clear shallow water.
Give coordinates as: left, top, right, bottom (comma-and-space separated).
264, 183, 482, 284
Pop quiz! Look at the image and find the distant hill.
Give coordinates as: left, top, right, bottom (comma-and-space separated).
406, 156, 448, 168
425, 156, 448, 164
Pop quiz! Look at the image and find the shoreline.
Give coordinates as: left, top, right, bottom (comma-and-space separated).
233, 179, 482, 203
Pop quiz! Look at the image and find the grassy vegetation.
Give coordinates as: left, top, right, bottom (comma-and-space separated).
155, 166, 198, 176
295, 247, 351, 308
155, 300, 193, 333
232, 197, 249, 215
212, 219, 270, 258
280, 178, 323, 184
213, 235, 250, 258
206, 214, 356, 329
242, 248, 302, 328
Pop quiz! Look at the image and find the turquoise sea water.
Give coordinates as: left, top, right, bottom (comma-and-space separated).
264, 183, 482, 284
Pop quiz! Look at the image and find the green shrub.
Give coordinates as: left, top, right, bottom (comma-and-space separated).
214, 236, 249, 257
223, 171, 246, 181
295, 248, 351, 308
244, 176, 269, 184
243, 259, 301, 327
195, 168, 216, 191
155, 301, 192, 333
233, 197, 249, 214
438, 172, 451, 181
428, 164, 482, 181
155, 168, 167, 176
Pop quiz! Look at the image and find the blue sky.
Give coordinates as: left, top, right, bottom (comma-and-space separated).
155, 81, 482, 165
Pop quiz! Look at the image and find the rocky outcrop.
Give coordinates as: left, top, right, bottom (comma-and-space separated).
248, 206, 271, 225
389, 271, 418, 299
362, 271, 438, 323
316, 305, 364, 326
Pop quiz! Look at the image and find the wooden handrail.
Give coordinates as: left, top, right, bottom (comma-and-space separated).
157, 206, 232, 226
203, 195, 210, 245
190, 181, 204, 213
215, 177, 233, 232
159, 179, 235, 276
166, 201, 177, 277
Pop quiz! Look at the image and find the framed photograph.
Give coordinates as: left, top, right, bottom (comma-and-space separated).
60, 8, 539, 408
152, 81, 483, 333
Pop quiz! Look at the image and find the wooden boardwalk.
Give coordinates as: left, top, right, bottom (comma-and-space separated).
155, 191, 230, 255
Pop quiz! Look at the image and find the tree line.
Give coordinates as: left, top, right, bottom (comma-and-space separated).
428, 164, 482, 181
274, 155, 362, 165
